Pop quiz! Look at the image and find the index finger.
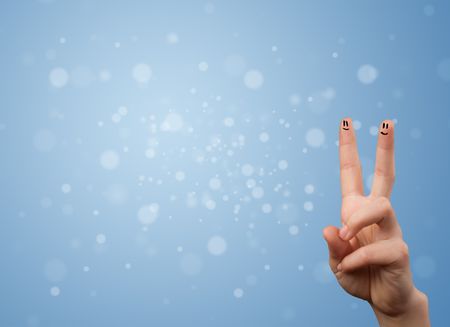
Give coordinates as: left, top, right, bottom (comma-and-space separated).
339, 118, 364, 197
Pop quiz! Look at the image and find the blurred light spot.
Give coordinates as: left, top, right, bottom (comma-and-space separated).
357, 64, 378, 84
198, 61, 209, 72
252, 186, 264, 199
278, 160, 288, 170
50, 286, 60, 297
289, 225, 299, 236
304, 184, 315, 194
40, 197, 53, 208
207, 235, 227, 256
303, 201, 314, 212
241, 164, 254, 176
209, 177, 222, 190
369, 126, 378, 136
244, 69, 264, 89
175, 171, 185, 181
49, 67, 69, 88
132, 63, 152, 83
289, 94, 301, 106
259, 132, 270, 143
204, 2, 215, 14
137, 203, 159, 225
161, 113, 183, 132
61, 184, 71, 194
96, 234, 106, 244
166, 32, 179, 45
305, 128, 325, 148
223, 117, 235, 127
233, 288, 244, 298
99, 150, 120, 170
99, 69, 112, 82
423, 4, 435, 17
204, 199, 216, 210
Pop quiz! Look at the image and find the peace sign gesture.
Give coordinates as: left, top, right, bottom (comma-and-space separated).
323, 118, 430, 326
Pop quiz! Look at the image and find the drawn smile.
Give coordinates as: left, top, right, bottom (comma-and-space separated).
380, 131, 388, 135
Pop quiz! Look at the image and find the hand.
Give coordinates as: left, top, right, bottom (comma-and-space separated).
323, 118, 430, 327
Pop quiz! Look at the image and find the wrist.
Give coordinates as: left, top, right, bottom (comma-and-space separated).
372, 288, 430, 327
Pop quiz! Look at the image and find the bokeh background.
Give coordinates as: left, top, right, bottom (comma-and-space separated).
1, 0, 449, 326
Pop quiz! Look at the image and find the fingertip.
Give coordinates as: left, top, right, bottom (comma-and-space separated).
378, 119, 395, 143
323, 225, 338, 242
323, 225, 352, 258
340, 118, 355, 145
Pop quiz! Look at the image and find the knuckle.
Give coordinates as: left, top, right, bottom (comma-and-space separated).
374, 167, 395, 180
396, 240, 409, 261
358, 248, 370, 264
378, 197, 394, 217
340, 161, 359, 171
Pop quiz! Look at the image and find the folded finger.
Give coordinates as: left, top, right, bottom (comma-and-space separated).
338, 238, 409, 272
323, 226, 354, 273
339, 197, 401, 241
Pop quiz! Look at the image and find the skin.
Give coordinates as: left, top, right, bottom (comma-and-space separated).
323, 118, 430, 327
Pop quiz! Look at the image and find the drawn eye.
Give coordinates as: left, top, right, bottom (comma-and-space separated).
380, 122, 389, 135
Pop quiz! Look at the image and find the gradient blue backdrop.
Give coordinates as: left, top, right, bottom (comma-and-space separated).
0, 0, 449, 326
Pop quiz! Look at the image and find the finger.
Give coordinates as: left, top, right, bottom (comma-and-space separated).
338, 238, 409, 272
323, 226, 353, 273
339, 197, 401, 241
339, 118, 364, 197
371, 120, 395, 197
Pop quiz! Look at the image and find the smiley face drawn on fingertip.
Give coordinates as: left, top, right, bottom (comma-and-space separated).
342, 120, 350, 131
380, 121, 389, 135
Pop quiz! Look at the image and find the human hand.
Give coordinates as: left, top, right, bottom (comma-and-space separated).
323, 118, 430, 327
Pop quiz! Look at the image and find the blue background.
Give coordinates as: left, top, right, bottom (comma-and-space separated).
0, 0, 449, 326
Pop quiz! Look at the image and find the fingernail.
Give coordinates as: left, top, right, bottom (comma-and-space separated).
337, 263, 342, 272
339, 225, 350, 240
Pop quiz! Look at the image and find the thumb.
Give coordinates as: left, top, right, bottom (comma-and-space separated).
323, 225, 353, 273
